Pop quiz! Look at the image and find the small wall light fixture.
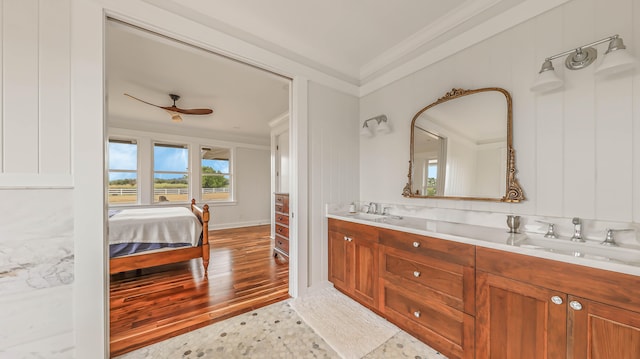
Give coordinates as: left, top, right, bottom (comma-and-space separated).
531, 34, 637, 93
360, 114, 390, 137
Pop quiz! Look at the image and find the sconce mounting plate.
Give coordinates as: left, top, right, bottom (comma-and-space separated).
565, 47, 597, 70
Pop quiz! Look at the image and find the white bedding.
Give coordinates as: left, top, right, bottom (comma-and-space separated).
108, 207, 202, 247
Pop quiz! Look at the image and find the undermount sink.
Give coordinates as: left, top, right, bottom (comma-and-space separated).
345, 212, 386, 221
515, 236, 640, 266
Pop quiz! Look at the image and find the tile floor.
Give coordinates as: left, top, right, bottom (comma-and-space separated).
115, 300, 447, 359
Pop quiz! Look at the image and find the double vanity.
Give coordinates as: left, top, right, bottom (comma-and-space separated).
326, 210, 640, 359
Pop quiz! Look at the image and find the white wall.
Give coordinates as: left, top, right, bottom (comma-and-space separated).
0, 1, 75, 357
360, 0, 640, 225
308, 81, 360, 287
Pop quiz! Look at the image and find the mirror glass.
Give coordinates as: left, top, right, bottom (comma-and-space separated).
403, 88, 524, 202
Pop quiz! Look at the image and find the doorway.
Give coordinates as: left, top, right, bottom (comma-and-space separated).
105, 18, 293, 356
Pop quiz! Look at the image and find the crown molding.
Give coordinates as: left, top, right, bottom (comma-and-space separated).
359, 0, 571, 97
359, 0, 504, 80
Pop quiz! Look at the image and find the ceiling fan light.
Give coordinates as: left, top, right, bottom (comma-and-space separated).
168, 111, 183, 122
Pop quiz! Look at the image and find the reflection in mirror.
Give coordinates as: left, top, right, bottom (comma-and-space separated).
403, 88, 524, 202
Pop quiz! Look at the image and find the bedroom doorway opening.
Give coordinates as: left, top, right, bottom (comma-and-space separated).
105, 18, 293, 356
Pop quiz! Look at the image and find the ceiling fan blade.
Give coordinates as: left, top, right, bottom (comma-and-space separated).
124, 93, 164, 109
161, 106, 213, 115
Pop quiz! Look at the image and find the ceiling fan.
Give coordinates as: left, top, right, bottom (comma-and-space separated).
124, 93, 213, 122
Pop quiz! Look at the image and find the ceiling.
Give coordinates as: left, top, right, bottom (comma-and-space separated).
106, 21, 290, 144
107, 0, 525, 142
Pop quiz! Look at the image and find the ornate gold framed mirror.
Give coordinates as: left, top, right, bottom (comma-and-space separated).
402, 87, 524, 202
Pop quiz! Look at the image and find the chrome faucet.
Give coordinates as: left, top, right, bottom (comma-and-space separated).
368, 202, 377, 214
571, 217, 585, 242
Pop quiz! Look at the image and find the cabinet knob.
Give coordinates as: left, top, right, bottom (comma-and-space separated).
412, 241, 420, 248
551, 296, 563, 305
569, 300, 583, 311
413, 311, 421, 318
413, 271, 421, 278
343, 236, 352, 242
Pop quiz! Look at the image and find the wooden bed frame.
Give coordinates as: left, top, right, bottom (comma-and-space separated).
109, 199, 210, 275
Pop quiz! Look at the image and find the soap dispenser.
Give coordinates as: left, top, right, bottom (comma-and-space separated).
348, 202, 356, 213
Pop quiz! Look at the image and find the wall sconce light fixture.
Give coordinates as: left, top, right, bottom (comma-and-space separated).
360, 115, 390, 137
531, 34, 637, 93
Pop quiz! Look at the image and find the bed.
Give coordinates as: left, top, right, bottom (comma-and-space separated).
108, 199, 210, 275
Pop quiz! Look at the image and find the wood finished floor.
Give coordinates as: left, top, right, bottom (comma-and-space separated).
109, 225, 289, 357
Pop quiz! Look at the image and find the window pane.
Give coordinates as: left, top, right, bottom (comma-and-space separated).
201, 147, 231, 201
202, 174, 230, 201
154, 144, 188, 172
108, 172, 137, 204
109, 141, 137, 171
154, 173, 189, 202
201, 147, 230, 174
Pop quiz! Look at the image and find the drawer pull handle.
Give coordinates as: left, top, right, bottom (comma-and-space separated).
344, 236, 353, 242
551, 296, 563, 305
412, 241, 420, 248
413, 271, 421, 278
569, 300, 583, 311
413, 311, 421, 318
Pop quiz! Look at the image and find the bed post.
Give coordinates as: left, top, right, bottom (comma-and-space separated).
201, 204, 210, 276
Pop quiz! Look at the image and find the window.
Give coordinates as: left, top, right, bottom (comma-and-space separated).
201, 146, 231, 201
108, 139, 138, 205
154, 143, 189, 203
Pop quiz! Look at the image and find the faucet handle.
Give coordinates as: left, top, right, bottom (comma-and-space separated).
601, 228, 634, 247
536, 220, 558, 239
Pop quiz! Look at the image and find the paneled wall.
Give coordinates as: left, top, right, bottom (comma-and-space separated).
0, 1, 74, 356
360, 0, 640, 224
308, 81, 359, 287
0, 0, 71, 187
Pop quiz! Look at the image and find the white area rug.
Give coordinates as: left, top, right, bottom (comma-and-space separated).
290, 286, 400, 359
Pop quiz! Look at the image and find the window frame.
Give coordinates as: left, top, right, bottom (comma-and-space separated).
199, 145, 234, 203
152, 141, 191, 204
107, 138, 139, 205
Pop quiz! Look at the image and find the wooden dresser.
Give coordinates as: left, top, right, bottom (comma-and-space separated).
274, 193, 289, 258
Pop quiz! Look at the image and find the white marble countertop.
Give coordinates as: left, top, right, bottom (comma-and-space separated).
327, 210, 640, 277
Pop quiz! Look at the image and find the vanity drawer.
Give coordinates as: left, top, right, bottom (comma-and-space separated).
275, 213, 289, 226
275, 235, 289, 254
275, 193, 289, 213
382, 281, 473, 359
381, 247, 464, 311
275, 224, 289, 238
378, 228, 474, 267
328, 218, 378, 243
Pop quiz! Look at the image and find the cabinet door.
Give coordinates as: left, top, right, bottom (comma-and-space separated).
351, 237, 378, 307
568, 296, 640, 359
328, 230, 350, 292
476, 271, 567, 359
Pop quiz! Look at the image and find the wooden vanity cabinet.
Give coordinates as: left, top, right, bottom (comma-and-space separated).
328, 218, 379, 309
378, 228, 476, 359
476, 247, 640, 359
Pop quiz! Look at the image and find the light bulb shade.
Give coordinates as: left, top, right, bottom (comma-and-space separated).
595, 47, 637, 76
530, 63, 563, 92
376, 119, 391, 134
167, 110, 183, 122
360, 124, 373, 138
